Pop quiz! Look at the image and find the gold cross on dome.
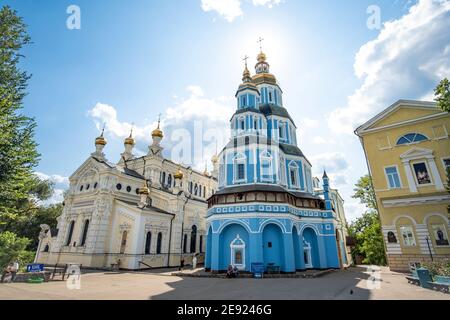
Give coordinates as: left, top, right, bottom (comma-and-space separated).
243, 55, 249, 67
257, 37, 264, 52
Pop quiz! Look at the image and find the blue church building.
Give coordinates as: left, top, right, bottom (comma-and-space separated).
205, 49, 343, 273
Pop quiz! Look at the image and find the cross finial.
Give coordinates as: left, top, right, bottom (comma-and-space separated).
129, 122, 134, 138
157, 113, 162, 129
257, 37, 264, 52
101, 122, 106, 136
243, 55, 249, 67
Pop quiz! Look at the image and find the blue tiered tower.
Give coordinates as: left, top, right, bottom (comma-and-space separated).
205, 50, 341, 273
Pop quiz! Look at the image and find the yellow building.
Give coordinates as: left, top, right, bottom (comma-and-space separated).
355, 100, 450, 272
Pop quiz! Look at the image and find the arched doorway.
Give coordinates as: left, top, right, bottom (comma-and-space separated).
144, 231, 152, 254
219, 223, 250, 271
120, 231, 128, 254
262, 223, 284, 271
302, 227, 319, 269
292, 226, 301, 270
190, 225, 197, 253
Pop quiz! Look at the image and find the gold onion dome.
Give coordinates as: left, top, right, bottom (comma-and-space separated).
152, 117, 164, 138
257, 51, 267, 63
95, 128, 107, 145
174, 168, 184, 180
139, 184, 150, 195
124, 130, 135, 145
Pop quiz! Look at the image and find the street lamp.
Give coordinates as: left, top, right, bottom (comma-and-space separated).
425, 236, 433, 262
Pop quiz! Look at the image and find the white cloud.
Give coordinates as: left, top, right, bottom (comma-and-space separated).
301, 117, 319, 128
201, 0, 243, 22
35, 172, 69, 186
88, 86, 234, 170
327, 0, 450, 134
34, 172, 69, 206
312, 136, 327, 144
200, 0, 282, 22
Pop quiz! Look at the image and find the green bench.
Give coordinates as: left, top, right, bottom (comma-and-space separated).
428, 276, 450, 293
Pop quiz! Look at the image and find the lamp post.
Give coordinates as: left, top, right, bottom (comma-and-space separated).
425, 236, 433, 262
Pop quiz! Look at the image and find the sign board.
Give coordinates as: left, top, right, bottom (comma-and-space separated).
27, 263, 44, 273
251, 263, 264, 278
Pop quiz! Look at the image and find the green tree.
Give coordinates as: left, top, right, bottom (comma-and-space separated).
0, 231, 34, 270
349, 174, 387, 265
434, 78, 450, 112
0, 5, 40, 226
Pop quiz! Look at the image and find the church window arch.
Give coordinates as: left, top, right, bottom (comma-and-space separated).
194, 183, 198, 196
43, 244, 50, 252
145, 231, 152, 254
80, 219, 89, 246
288, 161, 300, 188
260, 151, 273, 182
190, 225, 197, 253
167, 174, 172, 187
239, 117, 245, 131
199, 235, 203, 253
396, 133, 428, 145
183, 234, 188, 253
233, 153, 247, 183
156, 233, 162, 254
65, 220, 75, 246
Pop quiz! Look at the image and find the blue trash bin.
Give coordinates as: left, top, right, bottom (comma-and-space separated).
416, 267, 432, 289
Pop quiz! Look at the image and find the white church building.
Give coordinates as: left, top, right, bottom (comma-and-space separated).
35, 122, 218, 270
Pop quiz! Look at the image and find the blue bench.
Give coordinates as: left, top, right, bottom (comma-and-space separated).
428, 276, 450, 293
405, 269, 420, 286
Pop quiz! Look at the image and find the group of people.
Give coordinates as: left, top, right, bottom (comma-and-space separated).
226, 265, 239, 278
1, 261, 19, 283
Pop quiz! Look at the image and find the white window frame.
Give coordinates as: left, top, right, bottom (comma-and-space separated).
288, 161, 300, 188
383, 165, 402, 189
399, 225, 416, 247
233, 153, 247, 184
396, 132, 429, 146
410, 160, 434, 187
431, 224, 450, 247
230, 235, 245, 270
278, 121, 286, 141
260, 151, 273, 182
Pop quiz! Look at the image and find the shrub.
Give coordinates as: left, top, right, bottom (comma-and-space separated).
423, 259, 450, 277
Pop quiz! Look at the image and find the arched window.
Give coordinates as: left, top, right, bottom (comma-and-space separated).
120, 231, 127, 254
199, 235, 203, 253
65, 221, 75, 246
260, 151, 273, 182
80, 219, 89, 246
156, 233, 162, 254
183, 234, 188, 253
194, 184, 198, 196
396, 133, 428, 145
239, 117, 245, 130
167, 174, 172, 187
233, 153, 246, 183
43, 244, 50, 252
203, 186, 206, 198
288, 161, 299, 188
230, 235, 245, 270
190, 225, 197, 253
145, 231, 152, 254
162, 172, 166, 184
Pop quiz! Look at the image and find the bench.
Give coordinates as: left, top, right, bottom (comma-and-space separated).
428, 276, 450, 294
266, 263, 280, 274
405, 269, 420, 286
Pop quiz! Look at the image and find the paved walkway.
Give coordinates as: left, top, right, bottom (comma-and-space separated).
0, 266, 448, 300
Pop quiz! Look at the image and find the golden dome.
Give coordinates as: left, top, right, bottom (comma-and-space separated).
257, 52, 267, 62
138, 185, 150, 195
152, 116, 164, 138
124, 127, 135, 145
95, 127, 107, 145
174, 168, 184, 180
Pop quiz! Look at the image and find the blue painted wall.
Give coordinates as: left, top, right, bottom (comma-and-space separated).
219, 224, 250, 271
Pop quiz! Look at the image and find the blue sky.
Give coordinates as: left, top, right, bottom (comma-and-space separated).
4, 0, 450, 220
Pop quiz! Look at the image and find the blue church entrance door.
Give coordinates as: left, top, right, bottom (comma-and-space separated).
219, 224, 250, 271
302, 227, 319, 269
262, 224, 284, 271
